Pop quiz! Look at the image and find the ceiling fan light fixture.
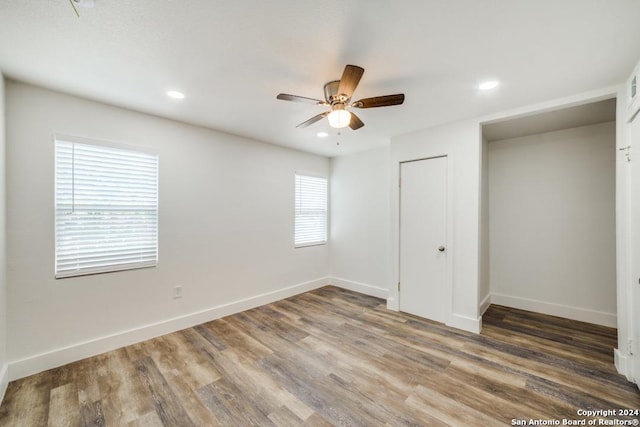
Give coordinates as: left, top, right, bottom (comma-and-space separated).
328, 109, 351, 129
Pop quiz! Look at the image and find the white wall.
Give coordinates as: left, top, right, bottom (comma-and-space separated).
391, 120, 482, 332
6, 81, 330, 379
329, 147, 391, 299
0, 75, 8, 402
489, 122, 617, 326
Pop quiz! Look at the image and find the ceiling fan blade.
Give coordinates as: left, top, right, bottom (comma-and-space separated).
352, 94, 405, 108
337, 65, 364, 99
349, 112, 364, 130
296, 111, 329, 128
277, 93, 325, 105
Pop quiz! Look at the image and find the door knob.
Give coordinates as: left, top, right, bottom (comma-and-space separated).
438, 246, 446, 252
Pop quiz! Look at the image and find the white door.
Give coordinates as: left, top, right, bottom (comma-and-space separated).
629, 111, 640, 386
399, 156, 448, 322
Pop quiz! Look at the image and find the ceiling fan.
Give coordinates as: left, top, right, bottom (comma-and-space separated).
277, 65, 404, 131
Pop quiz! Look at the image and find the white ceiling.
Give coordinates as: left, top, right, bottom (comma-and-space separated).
1, 1, 639, 158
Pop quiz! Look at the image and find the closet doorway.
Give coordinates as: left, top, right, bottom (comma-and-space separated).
481, 98, 617, 327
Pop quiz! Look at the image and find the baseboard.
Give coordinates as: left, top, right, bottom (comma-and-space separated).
0, 363, 8, 406
479, 293, 491, 316
332, 278, 482, 333
8, 277, 329, 381
329, 277, 389, 300
490, 293, 617, 328
448, 313, 482, 334
614, 348, 633, 381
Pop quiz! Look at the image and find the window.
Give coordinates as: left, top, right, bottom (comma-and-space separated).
54, 135, 159, 278
295, 173, 327, 247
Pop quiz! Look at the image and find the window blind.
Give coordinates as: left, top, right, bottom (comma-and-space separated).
55, 137, 159, 278
295, 174, 327, 247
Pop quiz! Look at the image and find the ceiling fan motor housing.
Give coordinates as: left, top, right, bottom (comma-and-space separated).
324, 81, 348, 104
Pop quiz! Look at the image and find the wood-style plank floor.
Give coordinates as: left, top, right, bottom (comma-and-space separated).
0, 286, 638, 426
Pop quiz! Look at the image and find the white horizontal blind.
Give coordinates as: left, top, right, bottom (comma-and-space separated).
295, 174, 327, 247
55, 137, 159, 278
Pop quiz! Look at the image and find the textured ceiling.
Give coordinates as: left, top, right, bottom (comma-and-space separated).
1, 1, 639, 157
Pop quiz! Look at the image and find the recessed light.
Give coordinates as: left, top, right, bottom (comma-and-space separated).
479, 80, 499, 91
317, 132, 329, 138
166, 90, 185, 99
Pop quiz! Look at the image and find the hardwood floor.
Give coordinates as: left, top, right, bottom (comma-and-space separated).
0, 286, 638, 426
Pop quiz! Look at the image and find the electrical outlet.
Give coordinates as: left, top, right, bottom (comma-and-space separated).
173, 285, 183, 299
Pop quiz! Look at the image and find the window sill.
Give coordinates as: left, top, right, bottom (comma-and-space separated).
294, 242, 327, 249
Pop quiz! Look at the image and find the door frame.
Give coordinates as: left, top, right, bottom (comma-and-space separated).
392, 155, 454, 326
623, 104, 640, 386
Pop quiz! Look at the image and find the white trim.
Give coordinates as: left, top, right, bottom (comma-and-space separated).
614, 348, 633, 381
0, 363, 8, 406
331, 277, 480, 333
8, 277, 329, 381
53, 133, 158, 155
479, 293, 491, 316
490, 293, 617, 328
615, 85, 633, 390
448, 313, 482, 334
329, 277, 389, 300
